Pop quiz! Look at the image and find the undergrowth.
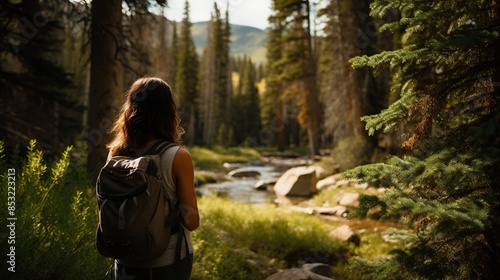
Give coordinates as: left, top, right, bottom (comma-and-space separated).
0, 140, 110, 279
192, 195, 350, 279
0, 140, 350, 279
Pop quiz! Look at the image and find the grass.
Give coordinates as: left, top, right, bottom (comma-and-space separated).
0, 140, 401, 279
189, 146, 261, 169
192, 195, 350, 279
194, 170, 225, 186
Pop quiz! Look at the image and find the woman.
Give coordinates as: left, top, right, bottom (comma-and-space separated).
107, 77, 199, 279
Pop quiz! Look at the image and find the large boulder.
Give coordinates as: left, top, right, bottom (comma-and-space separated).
273, 166, 319, 197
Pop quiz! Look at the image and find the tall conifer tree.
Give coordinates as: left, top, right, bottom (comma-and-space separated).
318, 0, 379, 169
199, 3, 231, 145
268, 0, 321, 155
232, 57, 262, 145
170, 21, 178, 91
175, 0, 198, 145
345, 1, 500, 279
263, 8, 286, 150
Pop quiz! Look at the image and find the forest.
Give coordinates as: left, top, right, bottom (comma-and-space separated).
1, 0, 499, 279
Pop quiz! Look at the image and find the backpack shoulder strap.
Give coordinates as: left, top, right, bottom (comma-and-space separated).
142, 140, 176, 156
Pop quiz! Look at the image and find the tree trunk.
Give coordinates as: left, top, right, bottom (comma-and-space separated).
304, 0, 320, 155
87, 0, 123, 175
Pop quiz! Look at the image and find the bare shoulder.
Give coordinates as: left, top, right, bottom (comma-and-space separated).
174, 147, 192, 159
173, 147, 193, 167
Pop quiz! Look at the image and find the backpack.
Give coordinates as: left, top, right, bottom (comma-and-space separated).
95, 141, 179, 262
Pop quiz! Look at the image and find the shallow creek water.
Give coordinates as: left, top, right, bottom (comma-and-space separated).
197, 165, 284, 205
197, 159, 404, 231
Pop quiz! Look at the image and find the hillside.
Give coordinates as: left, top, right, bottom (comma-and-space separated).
191, 21, 267, 65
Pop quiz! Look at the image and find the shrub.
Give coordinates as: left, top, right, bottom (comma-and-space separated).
0, 140, 110, 279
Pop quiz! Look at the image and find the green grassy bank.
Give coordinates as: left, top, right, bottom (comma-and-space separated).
0, 141, 356, 279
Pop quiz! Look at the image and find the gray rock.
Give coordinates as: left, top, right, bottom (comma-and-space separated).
310, 165, 326, 178
228, 169, 261, 178
254, 178, 278, 190
337, 192, 360, 207
354, 182, 370, 190
316, 176, 337, 191
334, 179, 352, 187
315, 206, 348, 217
329, 225, 360, 246
302, 263, 331, 277
274, 166, 319, 197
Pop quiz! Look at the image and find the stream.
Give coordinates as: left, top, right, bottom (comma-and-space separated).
197, 165, 284, 205
197, 159, 405, 232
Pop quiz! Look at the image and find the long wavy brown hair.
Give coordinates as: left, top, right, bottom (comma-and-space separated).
107, 77, 183, 156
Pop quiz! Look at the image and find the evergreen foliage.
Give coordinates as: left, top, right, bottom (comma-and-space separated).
261, 12, 286, 149
199, 3, 232, 146
231, 57, 262, 146
345, 0, 500, 279
0, 0, 82, 152
268, 0, 321, 154
175, 0, 199, 145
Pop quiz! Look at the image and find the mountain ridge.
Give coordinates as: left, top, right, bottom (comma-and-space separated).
191, 21, 267, 65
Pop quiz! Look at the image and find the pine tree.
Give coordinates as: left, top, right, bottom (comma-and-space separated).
175, 0, 199, 145
345, 1, 500, 279
0, 0, 80, 152
318, 0, 381, 170
199, 3, 231, 145
262, 10, 286, 150
232, 57, 262, 145
170, 21, 178, 90
87, 0, 168, 174
88, 0, 124, 174
269, 0, 321, 155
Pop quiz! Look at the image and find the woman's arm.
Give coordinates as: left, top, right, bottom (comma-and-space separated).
172, 147, 200, 231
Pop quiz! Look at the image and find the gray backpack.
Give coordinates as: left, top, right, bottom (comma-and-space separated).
95, 141, 179, 262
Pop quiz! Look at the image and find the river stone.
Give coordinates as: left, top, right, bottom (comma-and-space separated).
254, 178, 278, 190
338, 192, 360, 207
334, 179, 352, 187
315, 205, 348, 216
266, 268, 333, 280
302, 263, 332, 277
228, 169, 261, 178
273, 166, 319, 197
316, 175, 337, 191
354, 182, 370, 190
329, 225, 360, 246
310, 165, 326, 178
289, 205, 315, 215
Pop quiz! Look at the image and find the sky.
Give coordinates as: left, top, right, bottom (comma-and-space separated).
164, 0, 272, 30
